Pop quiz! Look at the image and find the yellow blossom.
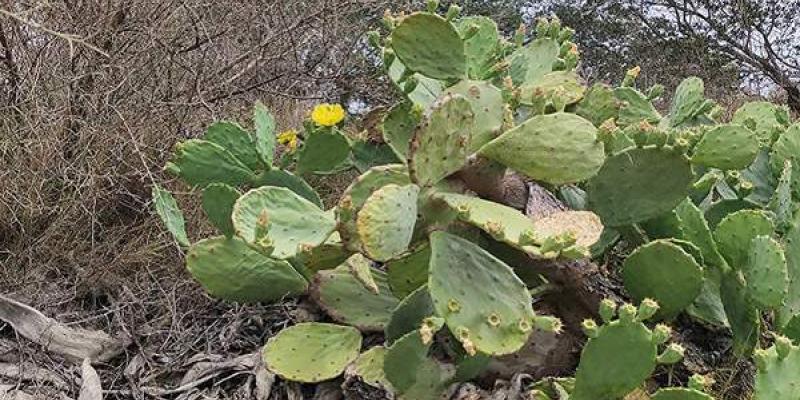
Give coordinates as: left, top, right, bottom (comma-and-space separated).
311, 103, 346, 127
277, 129, 298, 152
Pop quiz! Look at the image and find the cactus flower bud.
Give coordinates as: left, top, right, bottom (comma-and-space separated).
599, 299, 617, 323
636, 298, 660, 322
534, 315, 563, 334
653, 324, 672, 345
426, 0, 439, 13
776, 335, 793, 360
446, 4, 461, 21
535, 17, 550, 38
582, 319, 599, 338
618, 303, 637, 324
657, 343, 685, 364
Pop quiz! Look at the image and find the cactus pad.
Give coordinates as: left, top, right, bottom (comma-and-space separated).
290, 239, 351, 275
232, 186, 336, 258
674, 199, 729, 270
779, 223, 800, 331
385, 285, 435, 345
253, 169, 322, 207
732, 101, 786, 141
384, 330, 452, 399
186, 236, 308, 302
614, 87, 662, 126
262, 322, 361, 383
357, 183, 420, 261
387, 58, 444, 108
622, 240, 704, 320
770, 124, 800, 197
409, 94, 473, 187
534, 211, 604, 248
753, 339, 800, 400
713, 209, 775, 267
386, 245, 431, 299
253, 101, 276, 166
456, 16, 499, 79
691, 124, 759, 170
651, 388, 714, 400
348, 346, 392, 390
519, 71, 586, 107
202, 183, 240, 237
743, 235, 788, 310
575, 83, 620, 127
508, 38, 559, 86
346, 253, 379, 294
296, 129, 351, 174
391, 13, 466, 80
167, 139, 255, 187
720, 271, 760, 357
587, 147, 694, 226
479, 112, 604, 185
152, 184, 190, 247
667, 77, 707, 127
311, 267, 399, 331
204, 121, 260, 170
428, 231, 534, 356
444, 80, 504, 151
382, 102, 417, 160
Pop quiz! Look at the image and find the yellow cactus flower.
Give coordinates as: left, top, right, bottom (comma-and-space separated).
311, 103, 346, 127
277, 129, 298, 152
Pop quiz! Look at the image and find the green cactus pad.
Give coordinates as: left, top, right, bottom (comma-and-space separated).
478, 112, 604, 185
704, 199, 757, 230
622, 240, 704, 320
572, 320, 658, 400
519, 71, 586, 106
614, 87, 662, 126
311, 267, 399, 331
753, 341, 800, 400
252, 169, 322, 207
167, 139, 255, 187
508, 38, 559, 86
204, 121, 260, 170
456, 16, 499, 79
770, 123, 800, 197
384, 330, 452, 400
434, 192, 539, 252
720, 271, 760, 357
346, 253, 379, 294
713, 209, 775, 267
290, 240, 351, 275
674, 199, 729, 270
296, 129, 351, 174
186, 236, 308, 302
667, 77, 707, 127
428, 231, 534, 356
232, 186, 336, 258
391, 12, 466, 80
253, 101, 276, 166
769, 161, 794, 233
742, 148, 780, 206
575, 83, 620, 127
534, 211, 604, 248
443, 80, 504, 151
202, 183, 240, 237
587, 147, 693, 226
779, 223, 800, 331
409, 94, 473, 187
651, 388, 714, 400
385, 285, 435, 345
387, 58, 444, 108
262, 322, 361, 383
336, 164, 411, 251
743, 235, 788, 310
691, 124, 759, 170
152, 184, 190, 247
732, 101, 786, 141
349, 346, 392, 390
382, 102, 417, 160
356, 183, 420, 261
386, 245, 431, 299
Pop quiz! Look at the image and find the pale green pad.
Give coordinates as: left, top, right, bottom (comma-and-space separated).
290, 240, 351, 276
382, 102, 417, 160
674, 199, 728, 270
691, 124, 759, 170
350, 346, 392, 390
428, 231, 534, 356
346, 253, 379, 294
622, 240, 703, 320
667, 77, 706, 127
252, 169, 322, 207
456, 16, 499, 79
385, 285, 435, 345
720, 272, 760, 357
753, 343, 800, 400
770, 123, 800, 197
409, 94, 473, 187
253, 101, 276, 166
508, 38, 558, 86
614, 87, 662, 126
336, 164, 410, 251
651, 388, 714, 400
575, 83, 620, 127
262, 322, 361, 383
384, 330, 452, 399
357, 183, 420, 261
479, 112, 604, 185
732, 101, 785, 141
713, 210, 775, 268
444, 80, 504, 151
769, 161, 794, 232
152, 184, 189, 247
572, 321, 657, 400
204, 121, 260, 170
779, 223, 800, 330
311, 267, 399, 331
168, 139, 254, 187
386, 245, 431, 299
232, 186, 336, 258
387, 58, 443, 108
296, 129, 351, 174
186, 236, 308, 302
520, 71, 586, 106
202, 183, 240, 237
587, 147, 693, 226
391, 13, 466, 80
743, 235, 788, 310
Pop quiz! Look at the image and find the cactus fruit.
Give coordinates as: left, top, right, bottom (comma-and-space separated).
311, 266, 399, 331
622, 240, 704, 320
201, 183, 240, 237
713, 209, 775, 267
753, 337, 800, 400
186, 236, 308, 302
356, 183, 420, 261
152, 184, 190, 247
167, 139, 255, 187
382, 102, 417, 160
443, 80, 505, 151
336, 164, 411, 251
587, 147, 694, 226
732, 101, 788, 141
232, 186, 336, 258
386, 245, 431, 299
385, 285, 435, 345
384, 330, 453, 399
479, 112, 604, 185
691, 124, 759, 170
456, 16, 500, 79
252, 169, 322, 207
409, 94, 473, 187
428, 231, 534, 356
262, 322, 361, 383
253, 101, 276, 166
295, 128, 350, 174
742, 235, 788, 310
391, 13, 466, 80
770, 124, 800, 197
204, 121, 261, 170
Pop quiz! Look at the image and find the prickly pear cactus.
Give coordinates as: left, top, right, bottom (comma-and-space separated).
753, 336, 800, 400
391, 12, 466, 80
356, 183, 420, 261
